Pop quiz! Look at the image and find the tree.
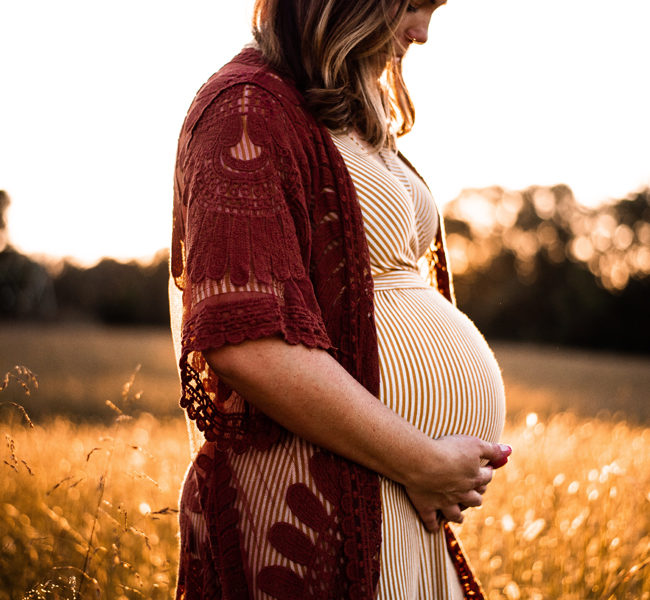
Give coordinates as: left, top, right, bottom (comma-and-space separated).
53, 251, 170, 325
0, 191, 57, 320
444, 186, 650, 353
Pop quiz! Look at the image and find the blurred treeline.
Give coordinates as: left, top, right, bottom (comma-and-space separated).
445, 185, 649, 353
0, 190, 169, 325
1, 186, 648, 352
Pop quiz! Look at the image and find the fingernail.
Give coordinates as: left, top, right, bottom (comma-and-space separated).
499, 444, 512, 455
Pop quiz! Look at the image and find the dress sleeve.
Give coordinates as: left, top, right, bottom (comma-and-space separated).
181, 82, 331, 351
174, 83, 331, 448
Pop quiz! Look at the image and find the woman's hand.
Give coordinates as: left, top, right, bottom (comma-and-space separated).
404, 435, 511, 532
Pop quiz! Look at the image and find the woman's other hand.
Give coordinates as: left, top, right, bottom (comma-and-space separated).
404, 436, 511, 532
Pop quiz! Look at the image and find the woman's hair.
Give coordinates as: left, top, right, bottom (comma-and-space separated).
252, 0, 416, 149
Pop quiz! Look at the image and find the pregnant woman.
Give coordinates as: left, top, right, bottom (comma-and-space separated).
170, 0, 510, 598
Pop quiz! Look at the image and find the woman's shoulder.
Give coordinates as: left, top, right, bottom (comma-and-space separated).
183, 47, 304, 133
215, 46, 302, 103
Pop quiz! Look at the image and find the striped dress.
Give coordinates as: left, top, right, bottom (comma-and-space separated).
330, 130, 506, 600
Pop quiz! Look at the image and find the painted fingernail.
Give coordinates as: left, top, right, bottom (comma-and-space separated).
499, 444, 512, 455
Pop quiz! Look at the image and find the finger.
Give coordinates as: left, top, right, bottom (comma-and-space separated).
458, 490, 483, 508
419, 509, 441, 533
482, 442, 512, 469
422, 512, 440, 533
477, 465, 494, 487
480, 440, 511, 461
440, 505, 463, 523
475, 484, 488, 495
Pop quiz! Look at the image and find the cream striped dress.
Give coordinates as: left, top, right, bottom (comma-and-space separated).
330, 130, 506, 600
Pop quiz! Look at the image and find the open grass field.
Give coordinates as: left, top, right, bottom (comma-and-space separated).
1, 323, 649, 599
2, 323, 649, 425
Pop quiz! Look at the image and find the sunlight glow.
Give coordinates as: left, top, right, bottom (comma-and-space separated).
1, 0, 649, 264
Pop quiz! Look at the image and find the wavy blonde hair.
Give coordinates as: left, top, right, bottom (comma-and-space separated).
252, 0, 416, 149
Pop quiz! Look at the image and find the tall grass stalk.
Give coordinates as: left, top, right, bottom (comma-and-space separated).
74, 367, 141, 599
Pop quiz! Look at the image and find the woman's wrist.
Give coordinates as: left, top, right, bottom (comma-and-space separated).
396, 435, 450, 491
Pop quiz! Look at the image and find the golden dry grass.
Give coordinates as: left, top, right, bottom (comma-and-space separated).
1, 325, 649, 598
2, 411, 648, 599
0, 370, 188, 600
459, 413, 650, 599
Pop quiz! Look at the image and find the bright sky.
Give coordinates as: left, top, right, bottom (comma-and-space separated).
1, 0, 649, 265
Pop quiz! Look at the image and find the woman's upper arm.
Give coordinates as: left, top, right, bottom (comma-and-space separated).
179, 83, 332, 356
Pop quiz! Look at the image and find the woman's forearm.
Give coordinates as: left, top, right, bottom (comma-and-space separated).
207, 336, 439, 485
204, 336, 508, 529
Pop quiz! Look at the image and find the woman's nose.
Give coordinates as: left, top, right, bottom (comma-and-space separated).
405, 16, 432, 44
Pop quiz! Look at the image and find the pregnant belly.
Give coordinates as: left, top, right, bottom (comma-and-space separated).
374, 285, 506, 444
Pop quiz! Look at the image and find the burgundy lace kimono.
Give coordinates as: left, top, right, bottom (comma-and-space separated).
171, 48, 484, 599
